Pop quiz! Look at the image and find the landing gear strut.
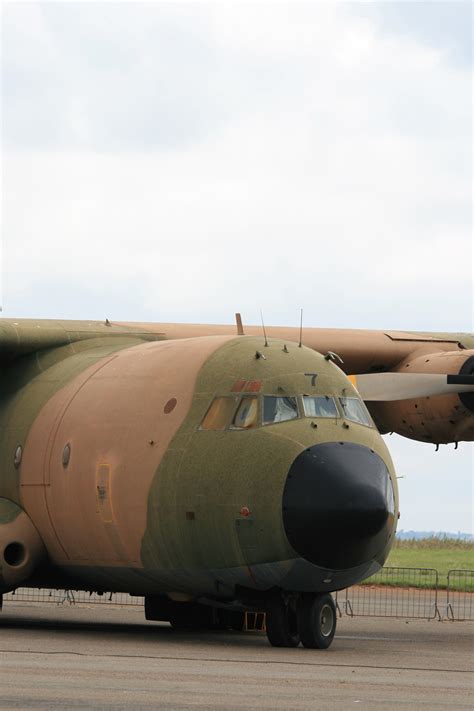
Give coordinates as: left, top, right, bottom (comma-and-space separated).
266, 592, 337, 649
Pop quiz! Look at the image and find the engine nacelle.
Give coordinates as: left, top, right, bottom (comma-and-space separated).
367, 350, 474, 444
0, 499, 47, 593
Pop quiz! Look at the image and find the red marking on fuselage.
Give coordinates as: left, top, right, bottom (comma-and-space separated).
244, 380, 262, 392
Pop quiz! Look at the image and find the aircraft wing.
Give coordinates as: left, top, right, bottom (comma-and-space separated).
119, 321, 474, 373
0, 318, 164, 363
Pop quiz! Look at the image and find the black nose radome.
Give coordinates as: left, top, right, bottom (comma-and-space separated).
282, 442, 394, 570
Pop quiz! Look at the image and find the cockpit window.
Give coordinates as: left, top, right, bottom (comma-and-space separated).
232, 397, 258, 429
303, 396, 338, 418
200, 397, 238, 430
263, 396, 298, 425
339, 397, 373, 427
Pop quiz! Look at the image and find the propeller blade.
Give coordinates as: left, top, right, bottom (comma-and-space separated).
349, 373, 474, 402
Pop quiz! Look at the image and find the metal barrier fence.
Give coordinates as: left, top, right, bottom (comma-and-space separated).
4, 587, 143, 606
446, 569, 474, 621
3, 568, 473, 622
345, 567, 440, 620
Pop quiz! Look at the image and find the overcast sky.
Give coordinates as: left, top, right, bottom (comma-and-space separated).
2, 1, 472, 533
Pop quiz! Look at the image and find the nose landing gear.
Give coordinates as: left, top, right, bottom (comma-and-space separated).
265, 592, 337, 649
298, 592, 337, 649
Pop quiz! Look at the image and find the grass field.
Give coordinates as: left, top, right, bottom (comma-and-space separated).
363, 538, 474, 590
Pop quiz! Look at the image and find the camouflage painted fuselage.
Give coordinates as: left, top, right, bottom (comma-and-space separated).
0, 321, 398, 599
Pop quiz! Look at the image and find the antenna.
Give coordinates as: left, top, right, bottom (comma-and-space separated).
235, 312, 244, 336
298, 308, 303, 348
260, 310, 269, 347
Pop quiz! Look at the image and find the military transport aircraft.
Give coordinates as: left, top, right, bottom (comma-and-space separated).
0, 317, 473, 649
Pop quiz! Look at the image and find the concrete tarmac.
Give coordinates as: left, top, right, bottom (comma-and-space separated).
0, 601, 473, 710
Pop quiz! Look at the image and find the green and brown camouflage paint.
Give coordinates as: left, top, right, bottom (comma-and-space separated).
0, 325, 397, 596
0, 316, 471, 597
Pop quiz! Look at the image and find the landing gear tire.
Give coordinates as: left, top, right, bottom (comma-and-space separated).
298, 593, 337, 649
266, 595, 300, 648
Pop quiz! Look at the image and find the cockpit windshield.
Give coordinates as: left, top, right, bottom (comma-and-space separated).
302, 396, 338, 418
199, 392, 374, 430
262, 396, 298, 425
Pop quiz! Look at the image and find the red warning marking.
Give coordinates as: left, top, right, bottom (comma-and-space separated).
244, 380, 262, 392
231, 380, 247, 392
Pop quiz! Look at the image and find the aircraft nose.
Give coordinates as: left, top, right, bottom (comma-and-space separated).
282, 442, 395, 570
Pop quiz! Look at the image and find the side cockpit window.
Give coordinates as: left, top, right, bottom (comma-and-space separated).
200, 396, 258, 430
339, 397, 373, 427
263, 396, 298, 425
200, 397, 238, 430
231, 397, 259, 429
303, 396, 338, 418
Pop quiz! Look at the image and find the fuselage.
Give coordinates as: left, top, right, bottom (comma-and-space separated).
0, 334, 397, 600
